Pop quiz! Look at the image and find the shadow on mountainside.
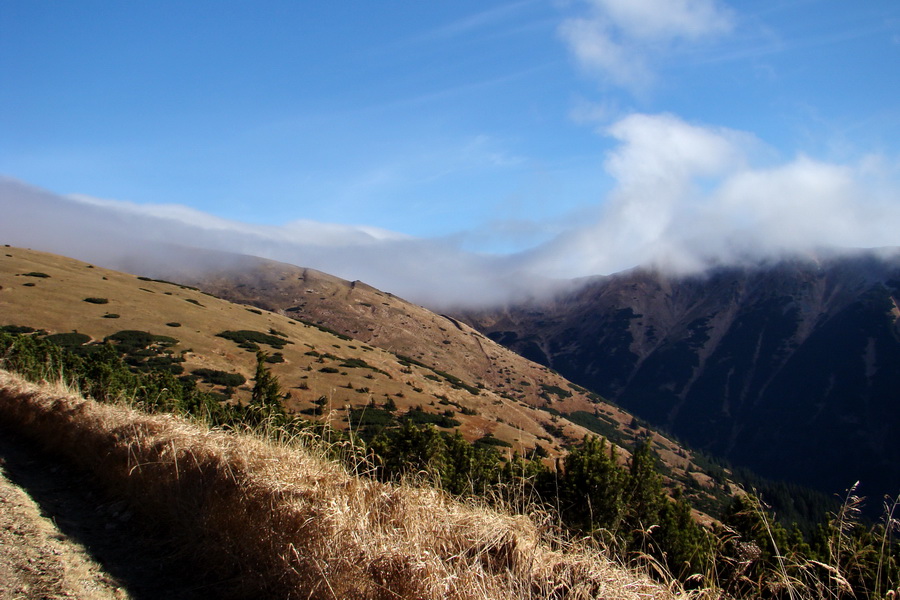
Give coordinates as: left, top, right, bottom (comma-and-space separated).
0, 425, 240, 600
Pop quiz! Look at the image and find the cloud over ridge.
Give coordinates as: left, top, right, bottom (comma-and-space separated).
3, 111, 900, 308
521, 113, 900, 278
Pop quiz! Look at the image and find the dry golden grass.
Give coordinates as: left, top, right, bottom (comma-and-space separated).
0, 245, 737, 513
182, 255, 685, 456
0, 246, 582, 455
0, 369, 678, 599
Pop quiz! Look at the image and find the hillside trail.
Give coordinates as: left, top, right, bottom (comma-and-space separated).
0, 428, 219, 599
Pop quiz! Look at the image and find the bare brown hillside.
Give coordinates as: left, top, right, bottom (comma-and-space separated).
167, 253, 737, 506
0, 247, 576, 456
177, 258, 681, 442
0, 246, 736, 512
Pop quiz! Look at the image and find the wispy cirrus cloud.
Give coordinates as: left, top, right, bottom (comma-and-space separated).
414, 0, 542, 42
559, 0, 734, 92
400, 0, 546, 47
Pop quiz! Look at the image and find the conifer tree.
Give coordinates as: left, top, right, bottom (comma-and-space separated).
251, 350, 283, 415
558, 436, 625, 538
624, 441, 665, 549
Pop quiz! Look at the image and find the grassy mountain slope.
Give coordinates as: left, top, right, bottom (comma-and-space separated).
0, 246, 737, 515
173, 256, 743, 494
0, 246, 566, 454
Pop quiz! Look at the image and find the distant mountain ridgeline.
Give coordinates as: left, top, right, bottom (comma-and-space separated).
461, 250, 900, 502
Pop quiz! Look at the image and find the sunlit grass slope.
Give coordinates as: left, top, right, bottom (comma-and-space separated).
0, 370, 675, 600
0, 245, 736, 514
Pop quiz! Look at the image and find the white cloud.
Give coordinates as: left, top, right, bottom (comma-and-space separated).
604, 112, 748, 190
594, 0, 733, 40
569, 96, 621, 125
559, 16, 652, 91
3, 114, 899, 309
709, 156, 899, 254
68, 194, 248, 232
69, 191, 407, 246
0, 177, 518, 308
521, 113, 900, 277
559, 0, 734, 92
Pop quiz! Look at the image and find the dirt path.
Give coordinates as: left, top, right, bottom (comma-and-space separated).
0, 430, 219, 600
0, 447, 125, 599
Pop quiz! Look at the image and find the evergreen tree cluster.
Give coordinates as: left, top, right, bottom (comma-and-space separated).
364, 421, 713, 580
0, 329, 278, 427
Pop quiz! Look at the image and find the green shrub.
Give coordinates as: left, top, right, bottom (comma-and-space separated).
216, 330, 291, 350
293, 318, 352, 341
44, 332, 91, 348
106, 330, 178, 350
192, 368, 246, 387
84, 297, 109, 304
146, 356, 184, 375
403, 407, 461, 429
102, 313, 120, 319
432, 370, 480, 395
565, 411, 629, 447
137, 276, 198, 291
265, 352, 285, 364
475, 434, 512, 448
0, 325, 37, 334
349, 407, 395, 428
540, 383, 573, 399
22, 272, 50, 278
338, 357, 388, 375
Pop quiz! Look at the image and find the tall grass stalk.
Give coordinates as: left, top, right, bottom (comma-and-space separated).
875, 494, 899, 599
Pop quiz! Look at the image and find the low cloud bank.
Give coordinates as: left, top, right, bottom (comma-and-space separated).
515, 113, 900, 280
0, 176, 537, 308
2, 113, 899, 308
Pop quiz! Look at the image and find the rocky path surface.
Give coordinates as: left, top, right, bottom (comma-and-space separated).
0, 430, 216, 600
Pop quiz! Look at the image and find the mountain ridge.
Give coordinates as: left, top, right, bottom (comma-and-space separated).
0, 245, 738, 518
460, 249, 900, 500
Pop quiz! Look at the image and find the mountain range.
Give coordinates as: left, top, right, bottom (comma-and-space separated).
5, 234, 898, 514
460, 249, 900, 501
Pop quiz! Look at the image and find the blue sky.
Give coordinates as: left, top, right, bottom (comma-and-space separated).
2, 1, 900, 304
